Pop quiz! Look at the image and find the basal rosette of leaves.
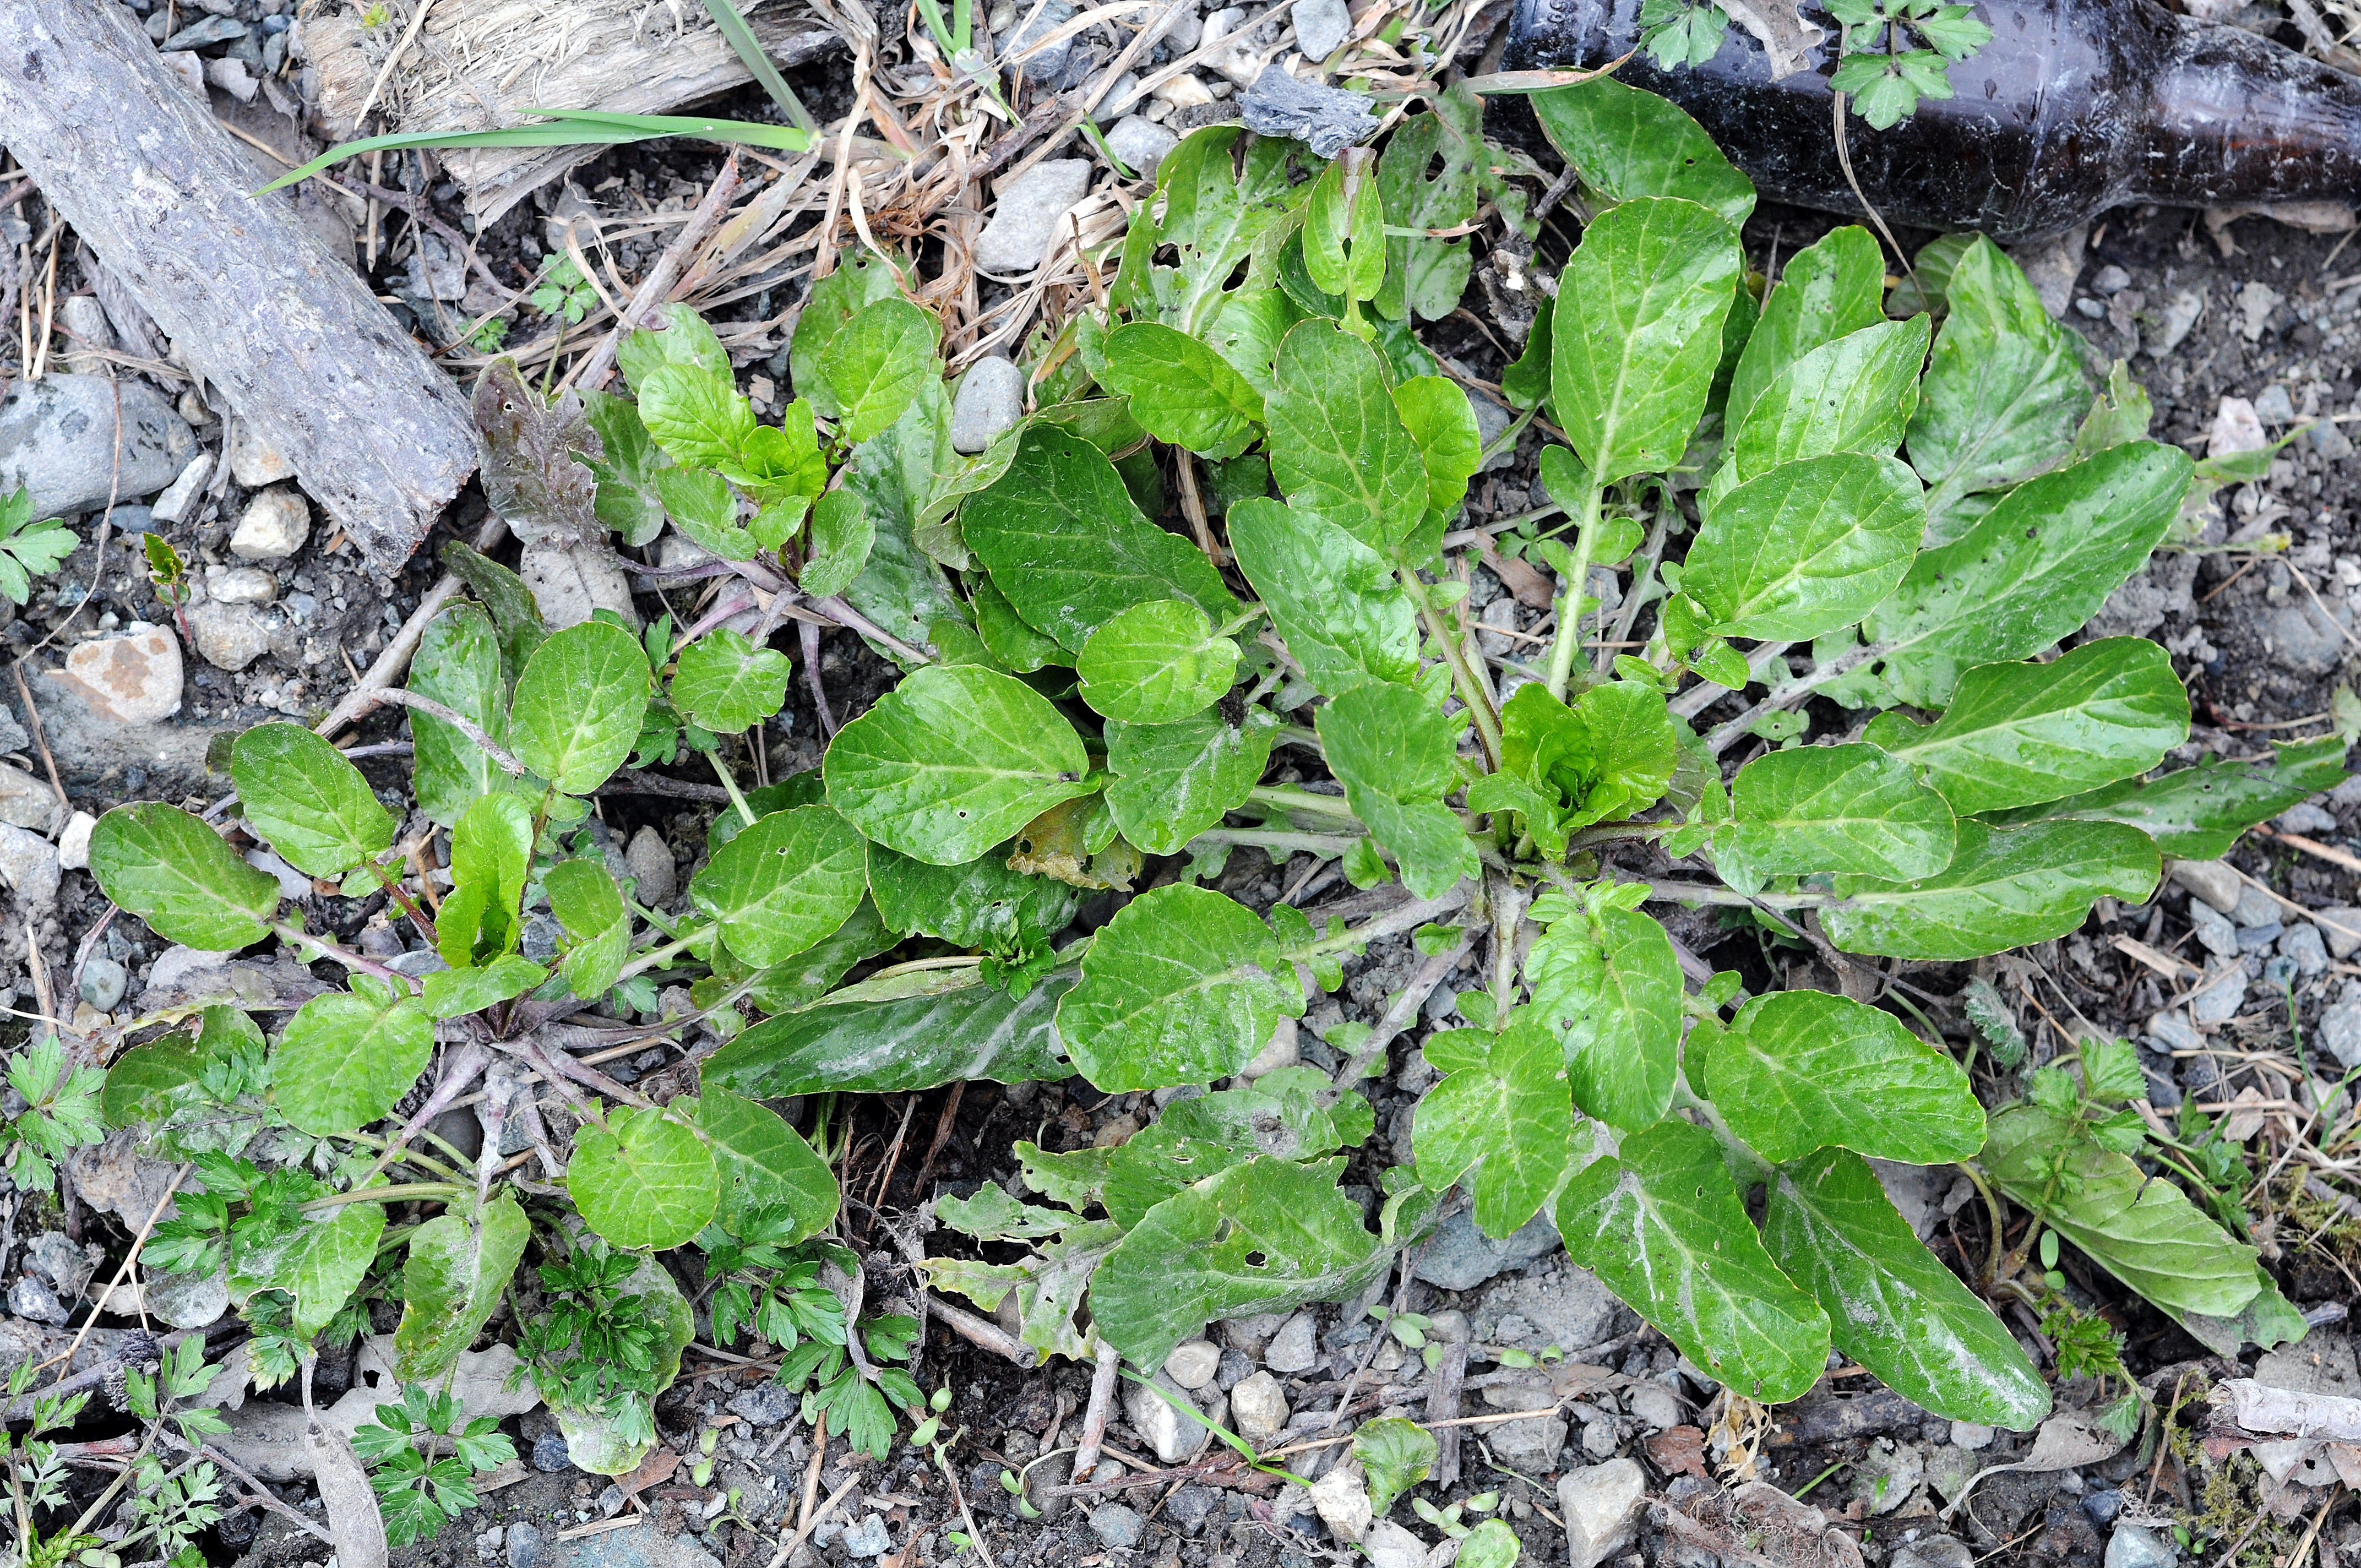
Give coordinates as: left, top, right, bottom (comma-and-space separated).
78, 74, 2339, 1466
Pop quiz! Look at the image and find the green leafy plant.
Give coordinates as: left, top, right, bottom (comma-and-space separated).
73, 73, 2334, 1537
353, 1385, 520, 1544
530, 258, 600, 325
0, 487, 78, 606
2, 1036, 105, 1193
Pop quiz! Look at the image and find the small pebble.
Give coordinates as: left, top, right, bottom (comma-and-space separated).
625, 824, 678, 908
79, 956, 127, 1012
505, 1524, 543, 1568
1088, 1504, 1144, 1550
2106, 1523, 2177, 1568
530, 1432, 572, 1472
1105, 115, 1179, 179
209, 565, 279, 605
1293, 0, 1351, 57
950, 356, 1027, 454
974, 161, 1094, 274
229, 485, 311, 562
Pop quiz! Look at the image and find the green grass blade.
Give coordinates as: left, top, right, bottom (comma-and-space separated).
699, 0, 821, 137
256, 112, 812, 195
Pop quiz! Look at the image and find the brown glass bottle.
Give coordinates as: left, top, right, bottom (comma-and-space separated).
1506, 0, 2361, 239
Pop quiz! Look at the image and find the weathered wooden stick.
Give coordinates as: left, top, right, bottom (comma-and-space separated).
0, 1, 475, 569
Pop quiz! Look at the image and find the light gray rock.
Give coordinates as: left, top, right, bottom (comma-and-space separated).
2189, 965, 2248, 1026
839, 1516, 891, 1558
79, 956, 128, 1011
1095, 73, 1143, 121
2254, 383, 2298, 426
245, 849, 309, 901
149, 454, 212, 527
1950, 1421, 1996, 1451
1263, 1311, 1319, 1373
228, 485, 311, 561
10, 1276, 69, 1324
1413, 1205, 1559, 1291
2283, 923, 2330, 977
0, 824, 62, 912
1854, 1436, 1923, 1515
1558, 1458, 1646, 1568
2149, 287, 2205, 357
2106, 1524, 2176, 1568
1230, 1370, 1288, 1444
2169, 859, 2243, 914
950, 356, 1027, 454
24, 1232, 97, 1300
1089, 1504, 1144, 1549
1893, 1536, 1978, 1568
0, 767, 63, 835
187, 600, 273, 672
1478, 1262, 1619, 1354
209, 566, 278, 605
2266, 600, 2353, 676
1165, 1339, 1222, 1390
2189, 897, 2239, 957
542, 1521, 721, 1568
1309, 1467, 1372, 1544
2321, 999, 2361, 1070
2315, 907, 2361, 960
406, 231, 469, 302
1238, 64, 1380, 157
0, 373, 195, 516
1124, 1371, 1211, 1463
2280, 801, 2339, 835
1625, 1380, 1683, 1431
53, 624, 183, 728
1221, 1310, 1289, 1357
1482, 1374, 1566, 1470
1003, 0, 1080, 88
625, 825, 677, 908
505, 1523, 544, 1568
227, 420, 296, 486
1359, 1521, 1426, 1568
519, 542, 638, 630
1106, 115, 1180, 180
2233, 884, 2281, 928
976, 161, 1094, 274
1292, 0, 1351, 57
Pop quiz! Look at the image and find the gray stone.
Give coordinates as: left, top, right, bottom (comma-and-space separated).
1558, 1458, 1646, 1568
24, 1233, 96, 1300
102, 505, 156, 536
1293, 0, 1350, 56
950, 356, 1027, 454
1481, 1374, 1566, 1470
406, 232, 469, 303
209, 566, 278, 605
520, 542, 638, 631
976, 161, 1094, 274
1892, 1536, 1976, 1568
2255, 384, 2298, 426
728, 1382, 797, 1425
187, 601, 272, 672
1095, 73, 1143, 121
0, 825, 62, 913
2256, 1331, 2360, 1395
1625, 1380, 1683, 1431
2188, 897, 2239, 958
2150, 287, 2205, 357
2188, 964, 2248, 1025
150, 455, 212, 527
1238, 65, 1381, 158
145, 1263, 229, 1329
2320, 1000, 2361, 1070
1950, 1421, 1996, 1451
1230, 1370, 1288, 1444
2168, 858, 2243, 914
1165, 1338, 1221, 1390
9, 1276, 68, 1324
1479, 1262, 1619, 1354
1854, 1437, 1922, 1515
0, 768, 62, 836
0, 373, 194, 517
2283, 923, 2331, 977
2233, 884, 2282, 928
2106, 1525, 2175, 1568
542, 1524, 721, 1568
1360, 1521, 1426, 1568
2281, 802, 2340, 835
1413, 1205, 1559, 1291
1216, 1347, 1254, 1390
1003, 0, 1080, 89
2266, 600, 2353, 676
1201, 6, 1264, 83
228, 420, 298, 488
2093, 265, 2132, 295
1263, 1311, 1319, 1373
162, 14, 246, 48
506, 1523, 544, 1568
1089, 1504, 1144, 1549
839, 1515, 891, 1558
228, 485, 311, 561
625, 825, 677, 908
531, 1431, 572, 1472
1124, 1371, 1211, 1463
1105, 116, 1180, 181
1221, 1309, 1289, 1356
79, 957, 127, 1012
2316, 908, 2361, 960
